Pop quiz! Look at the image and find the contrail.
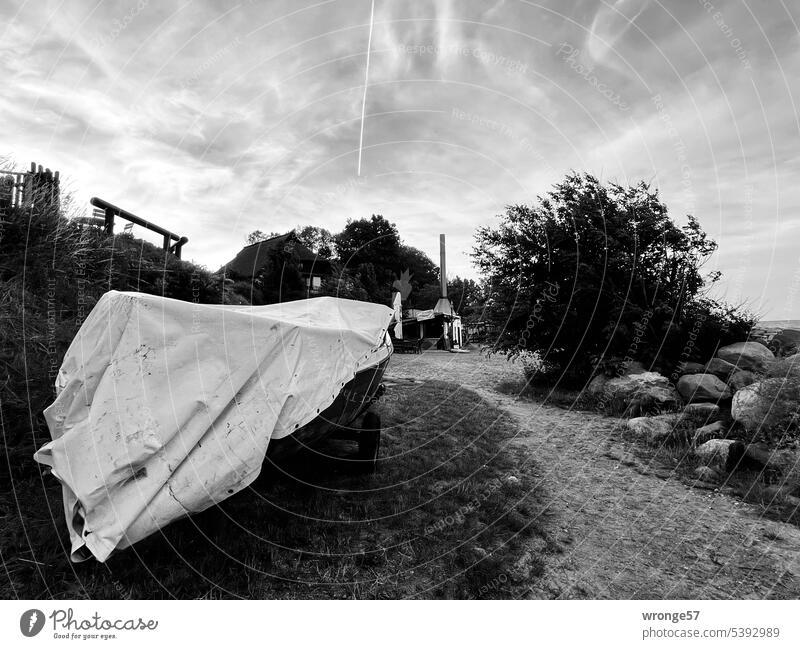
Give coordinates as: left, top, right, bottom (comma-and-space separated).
357, 0, 375, 176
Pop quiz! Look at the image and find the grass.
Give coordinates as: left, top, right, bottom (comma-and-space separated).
0, 379, 552, 599
494, 377, 591, 410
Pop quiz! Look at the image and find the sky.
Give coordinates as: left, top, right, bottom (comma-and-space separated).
2, 0, 799, 319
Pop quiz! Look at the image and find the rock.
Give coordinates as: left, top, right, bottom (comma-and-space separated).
693, 420, 728, 446
586, 374, 608, 395
705, 357, 737, 380
602, 371, 680, 414
731, 383, 762, 430
767, 330, 800, 357
742, 443, 779, 470
717, 341, 774, 373
676, 373, 732, 403
678, 361, 705, 376
729, 379, 793, 431
626, 414, 679, 445
683, 402, 722, 422
695, 438, 737, 468
741, 443, 799, 474
783, 351, 800, 365
729, 369, 757, 392
724, 440, 748, 472
694, 466, 719, 482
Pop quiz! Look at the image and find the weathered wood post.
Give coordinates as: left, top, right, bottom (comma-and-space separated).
104, 208, 115, 234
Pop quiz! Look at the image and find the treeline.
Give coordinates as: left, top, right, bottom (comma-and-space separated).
237, 215, 485, 318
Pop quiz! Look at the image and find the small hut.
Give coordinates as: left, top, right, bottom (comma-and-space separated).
397, 234, 463, 350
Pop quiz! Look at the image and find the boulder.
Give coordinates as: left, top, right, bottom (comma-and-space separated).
692, 420, 728, 446
739, 443, 800, 475
676, 373, 731, 403
601, 371, 680, 413
695, 438, 737, 468
730, 378, 794, 431
742, 443, 781, 471
705, 357, 737, 380
728, 369, 757, 392
678, 361, 705, 376
717, 341, 774, 373
586, 374, 608, 396
683, 402, 722, 422
767, 330, 800, 357
731, 382, 763, 430
626, 415, 679, 445
783, 351, 800, 366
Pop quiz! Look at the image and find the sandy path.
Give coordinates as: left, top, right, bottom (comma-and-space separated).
388, 351, 800, 599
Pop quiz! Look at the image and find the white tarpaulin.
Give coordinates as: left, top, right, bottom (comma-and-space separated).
34, 291, 393, 562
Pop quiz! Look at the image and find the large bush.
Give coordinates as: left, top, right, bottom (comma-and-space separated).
473, 173, 756, 384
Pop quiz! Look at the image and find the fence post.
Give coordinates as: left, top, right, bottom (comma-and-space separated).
104, 208, 114, 234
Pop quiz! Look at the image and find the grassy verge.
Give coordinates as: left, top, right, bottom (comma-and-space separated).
0, 380, 552, 599
494, 378, 590, 410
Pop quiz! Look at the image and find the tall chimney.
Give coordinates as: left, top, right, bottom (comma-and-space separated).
439, 233, 447, 298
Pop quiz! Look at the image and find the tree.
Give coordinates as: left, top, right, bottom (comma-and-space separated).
396, 244, 438, 308
334, 215, 402, 304
448, 276, 485, 322
246, 230, 280, 245
295, 225, 334, 258
334, 215, 401, 266
251, 245, 306, 305
472, 172, 754, 383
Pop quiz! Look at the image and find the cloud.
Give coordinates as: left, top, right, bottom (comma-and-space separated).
1, 0, 799, 317
586, 0, 651, 71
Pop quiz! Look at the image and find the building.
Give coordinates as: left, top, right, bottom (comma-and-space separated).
400, 304, 463, 349
219, 231, 331, 294
394, 234, 463, 350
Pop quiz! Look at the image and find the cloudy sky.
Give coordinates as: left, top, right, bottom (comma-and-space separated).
3, 0, 799, 318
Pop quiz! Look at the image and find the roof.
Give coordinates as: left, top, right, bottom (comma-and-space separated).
220, 231, 329, 278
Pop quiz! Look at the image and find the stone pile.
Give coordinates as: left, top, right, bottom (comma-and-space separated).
606, 341, 800, 479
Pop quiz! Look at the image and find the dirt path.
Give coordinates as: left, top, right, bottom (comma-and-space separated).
388, 351, 800, 599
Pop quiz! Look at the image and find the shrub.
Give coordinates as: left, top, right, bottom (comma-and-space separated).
473, 173, 757, 385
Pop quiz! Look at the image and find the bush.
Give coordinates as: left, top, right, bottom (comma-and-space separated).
473, 173, 757, 384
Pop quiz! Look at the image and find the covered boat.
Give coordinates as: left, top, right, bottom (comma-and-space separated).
34, 291, 394, 562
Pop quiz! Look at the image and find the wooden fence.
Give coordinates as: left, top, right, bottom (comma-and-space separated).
0, 162, 60, 213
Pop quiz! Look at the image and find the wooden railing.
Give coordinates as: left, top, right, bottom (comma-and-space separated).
90, 197, 188, 259
0, 162, 60, 213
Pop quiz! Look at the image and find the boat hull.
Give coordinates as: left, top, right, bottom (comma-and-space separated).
265, 355, 390, 461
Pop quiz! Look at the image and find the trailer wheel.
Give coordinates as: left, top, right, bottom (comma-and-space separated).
358, 412, 381, 473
